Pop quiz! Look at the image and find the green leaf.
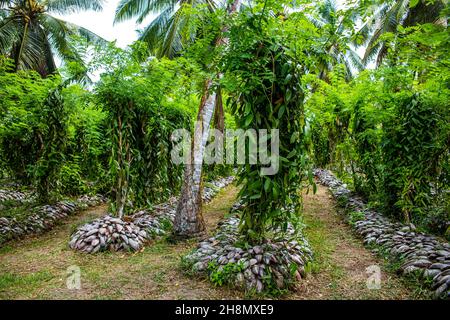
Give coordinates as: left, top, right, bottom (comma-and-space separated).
250, 193, 261, 200
285, 90, 292, 102
244, 113, 254, 127
278, 105, 286, 118
409, 0, 419, 8
264, 178, 271, 192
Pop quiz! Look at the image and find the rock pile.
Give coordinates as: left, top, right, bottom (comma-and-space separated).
0, 189, 34, 205
184, 205, 313, 294
69, 177, 235, 253
314, 169, 450, 299
202, 177, 236, 202
69, 215, 148, 253
0, 195, 105, 247
131, 201, 177, 237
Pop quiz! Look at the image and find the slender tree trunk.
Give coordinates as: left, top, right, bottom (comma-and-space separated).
14, 20, 29, 72
173, 0, 241, 239
173, 80, 216, 237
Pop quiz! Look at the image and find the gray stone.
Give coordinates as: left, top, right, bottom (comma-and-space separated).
430, 263, 448, 270
424, 268, 441, 278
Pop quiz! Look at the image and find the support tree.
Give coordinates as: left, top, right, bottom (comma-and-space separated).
172, 0, 242, 238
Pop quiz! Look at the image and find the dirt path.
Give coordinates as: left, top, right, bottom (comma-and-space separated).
0, 184, 421, 300
291, 185, 420, 300
0, 186, 243, 300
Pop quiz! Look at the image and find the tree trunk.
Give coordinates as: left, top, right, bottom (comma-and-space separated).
173, 80, 216, 237
172, 0, 241, 239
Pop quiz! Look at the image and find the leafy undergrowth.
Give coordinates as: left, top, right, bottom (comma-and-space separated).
0, 184, 427, 300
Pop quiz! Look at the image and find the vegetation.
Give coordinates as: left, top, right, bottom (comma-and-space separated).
0, 0, 448, 300
95, 44, 197, 215
223, 4, 312, 243
0, 0, 105, 79
307, 14, 449, 235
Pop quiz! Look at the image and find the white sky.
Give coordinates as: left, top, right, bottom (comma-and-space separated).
56, 0, 369, 70
55, 0, 156, 49
58, 0, 352, 49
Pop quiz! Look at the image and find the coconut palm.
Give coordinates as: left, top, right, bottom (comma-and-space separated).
358, 0, 446, 66
114, 0, 218, 59
0, 0, 105, 77
309, 0, 363, 81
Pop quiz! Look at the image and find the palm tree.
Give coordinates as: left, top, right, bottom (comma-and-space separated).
0, 0, 105, 77
114, 0, 217, 59
309, 0, 363, 81
358, 0, 446, 66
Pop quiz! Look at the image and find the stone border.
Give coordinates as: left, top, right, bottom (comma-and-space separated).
314, 169, 450, 299
69, 177, 235, 253
182, 204, 313, 295
0, 189, 35, 206
0, 195, 105, 247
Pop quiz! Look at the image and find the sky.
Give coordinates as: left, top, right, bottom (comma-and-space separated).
56, 0, 369, 70
58, 0, 351, 49
55, 0, 156, 49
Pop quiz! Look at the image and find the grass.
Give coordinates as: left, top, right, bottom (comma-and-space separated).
290, 186, 423, 300
0, 185, 243, 300
0, 201, 35, 220
0, 271, 54, 298
0, 183, 430, 300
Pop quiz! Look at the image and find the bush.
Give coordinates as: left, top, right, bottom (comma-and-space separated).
0, 57, 109, 200
305, 23, 450, 236
95, 47, 199, 216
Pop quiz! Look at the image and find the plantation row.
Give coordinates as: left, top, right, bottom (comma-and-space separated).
0, 0, 448, 299
316, 169, 450, 299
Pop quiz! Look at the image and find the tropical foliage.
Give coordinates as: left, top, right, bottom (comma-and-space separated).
0, 0, 105, 78
306, 20, 449, 235
222, 4, 313, 243
0, 0, 448, 241
114, 0, 217, 59
95, 43, 198, 215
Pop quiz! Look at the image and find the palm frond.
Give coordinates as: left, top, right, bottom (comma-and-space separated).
13, 21, 45, 72
40, 31, 57, 76
346, 48, 364, 71
41, 14, 80, 60
45, 0, 105, 15
0, 1, 13, 9
0, 16, 19, 54
114, 0, 178, 24
362, 41, 382, 66
138, 5, 175, 55
375, 42, 388, 67
160, 8, 184, 58
355, 3, 390, 47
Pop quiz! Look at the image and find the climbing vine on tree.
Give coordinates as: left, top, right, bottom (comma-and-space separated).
96, 46, 198, 217
33, 86, 68, 203
223, 9, 312, 244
